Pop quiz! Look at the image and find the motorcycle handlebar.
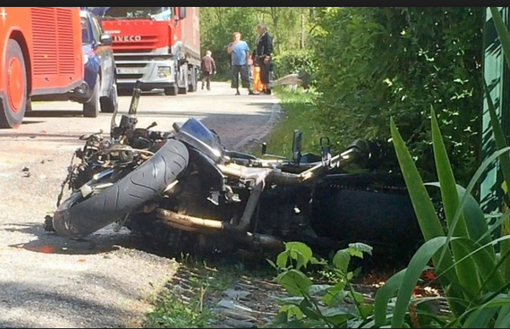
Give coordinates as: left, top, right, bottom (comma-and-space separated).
219, 142, 374, 185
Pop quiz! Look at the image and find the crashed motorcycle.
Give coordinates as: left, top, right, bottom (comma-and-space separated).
45, 81, 421, 262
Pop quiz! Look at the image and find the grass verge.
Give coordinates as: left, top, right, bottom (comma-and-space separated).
139, 254, 275, 328
248, 86, 322, 158
140, 259, 236, 328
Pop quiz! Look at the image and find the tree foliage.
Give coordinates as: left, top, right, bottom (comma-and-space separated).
200, 7, 314, 74
199, 7, 485, 186
310, 7, 484, 186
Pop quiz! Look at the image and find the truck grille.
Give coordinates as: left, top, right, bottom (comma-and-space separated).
113, 51, 173, 83
112, 35, 160, 53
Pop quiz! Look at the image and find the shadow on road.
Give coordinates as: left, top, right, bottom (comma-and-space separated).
3, 221, 144, 256
25, 110, 84, 118
0, 132, 85, 139
0, 274, 138, 327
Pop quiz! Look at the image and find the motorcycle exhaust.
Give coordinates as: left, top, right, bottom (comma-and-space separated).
154, 207, 284, 252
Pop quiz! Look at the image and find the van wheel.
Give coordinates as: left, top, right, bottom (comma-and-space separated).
83, 75, 100, 117
0, 39, 28, 129
100, 82, 118, 113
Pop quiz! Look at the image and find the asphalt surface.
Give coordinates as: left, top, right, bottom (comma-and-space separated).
0, 82, 282, 328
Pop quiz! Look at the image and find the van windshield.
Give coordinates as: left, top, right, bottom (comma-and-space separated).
81, 16, 92, 44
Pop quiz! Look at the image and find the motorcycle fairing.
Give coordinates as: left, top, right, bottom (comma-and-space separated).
174, 118, 226, 164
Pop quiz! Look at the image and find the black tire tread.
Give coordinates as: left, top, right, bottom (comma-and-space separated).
52, 139, 189, 239
0, 39, 27, 129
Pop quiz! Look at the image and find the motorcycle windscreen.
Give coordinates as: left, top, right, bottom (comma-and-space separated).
176, 118, 225, 163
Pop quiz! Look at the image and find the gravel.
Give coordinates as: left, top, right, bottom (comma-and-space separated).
0, 83, 283, 328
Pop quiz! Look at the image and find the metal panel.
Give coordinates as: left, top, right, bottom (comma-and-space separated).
56, 7, 76, 74
481, 7, 510, 213
31, 7, 58, 75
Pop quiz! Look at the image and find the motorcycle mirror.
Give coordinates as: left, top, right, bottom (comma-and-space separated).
292, 130, 302, 165
128, 86, 142, 115
147, 121, 158, 130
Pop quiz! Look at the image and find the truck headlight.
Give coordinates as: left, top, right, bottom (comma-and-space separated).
157, 66, 171, 78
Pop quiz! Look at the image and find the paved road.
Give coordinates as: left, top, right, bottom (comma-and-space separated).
0, 82, 282, 328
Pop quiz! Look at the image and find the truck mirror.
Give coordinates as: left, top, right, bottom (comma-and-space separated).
179, 7, 187, 19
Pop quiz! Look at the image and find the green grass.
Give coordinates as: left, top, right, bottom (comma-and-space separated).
140, 254, 275, 329
141, 259, 237, 328
248, 86, 323, 159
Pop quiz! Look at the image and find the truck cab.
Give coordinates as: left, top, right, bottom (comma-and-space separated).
87, 7, 201, 96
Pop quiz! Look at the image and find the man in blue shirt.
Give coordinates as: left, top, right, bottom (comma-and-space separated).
227, 32, 255, 95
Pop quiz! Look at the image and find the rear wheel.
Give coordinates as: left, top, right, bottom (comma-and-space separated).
100, 81, 118, 113
51, 139, 189, 239
0, 39, 28, 129
83, 75, 100, 117
188, 67, 198, 92
178, 65, 188, 94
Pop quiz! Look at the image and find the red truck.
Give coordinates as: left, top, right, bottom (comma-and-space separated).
0, 7, 84, 129
88, 7, 201, 96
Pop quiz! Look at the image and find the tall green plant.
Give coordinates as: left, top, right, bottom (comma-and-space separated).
268, 241, 375, 328
373, 8, 510, 327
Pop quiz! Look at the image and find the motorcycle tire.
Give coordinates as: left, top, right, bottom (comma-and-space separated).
51, 139, 189, 239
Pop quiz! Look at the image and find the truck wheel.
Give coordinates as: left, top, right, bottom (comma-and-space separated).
178, 66, 188, 94
100, 81, 118, 113
188, 68, 197, 92
164, 85, 178, 96
51, 139, 189, 239
83, 75, 100, 117
0, 39, 28, 129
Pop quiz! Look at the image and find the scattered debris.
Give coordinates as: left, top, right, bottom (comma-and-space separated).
21, 166, 30, 178
208, 274, 285, 328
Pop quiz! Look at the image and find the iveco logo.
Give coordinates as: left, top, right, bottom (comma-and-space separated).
113, 35, 142, 42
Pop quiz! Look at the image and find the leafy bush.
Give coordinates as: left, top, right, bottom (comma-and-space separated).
310, 7, 484, 187
373, 9, 510, 328
267, 241, 376, 328
272, 49, 317, 81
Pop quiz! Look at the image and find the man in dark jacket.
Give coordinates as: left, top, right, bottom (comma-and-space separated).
254, 23, 273, 95
200, 50, 216, 90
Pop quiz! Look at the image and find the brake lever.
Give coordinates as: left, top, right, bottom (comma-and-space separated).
146, 121, 158, 130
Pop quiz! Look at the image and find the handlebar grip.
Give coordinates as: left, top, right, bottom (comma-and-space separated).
268, 170, 303, 185
147, 131, 170, 140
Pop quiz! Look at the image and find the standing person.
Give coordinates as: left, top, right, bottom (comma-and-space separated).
227, 31, 255, 95
200, 50, 216, 91
254, 23, 274, 95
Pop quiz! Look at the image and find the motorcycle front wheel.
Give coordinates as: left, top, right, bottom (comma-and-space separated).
51, 139, 189, 239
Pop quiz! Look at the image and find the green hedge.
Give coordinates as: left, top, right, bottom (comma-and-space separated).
272, 49, 317, 81
310, 7, 484, 186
